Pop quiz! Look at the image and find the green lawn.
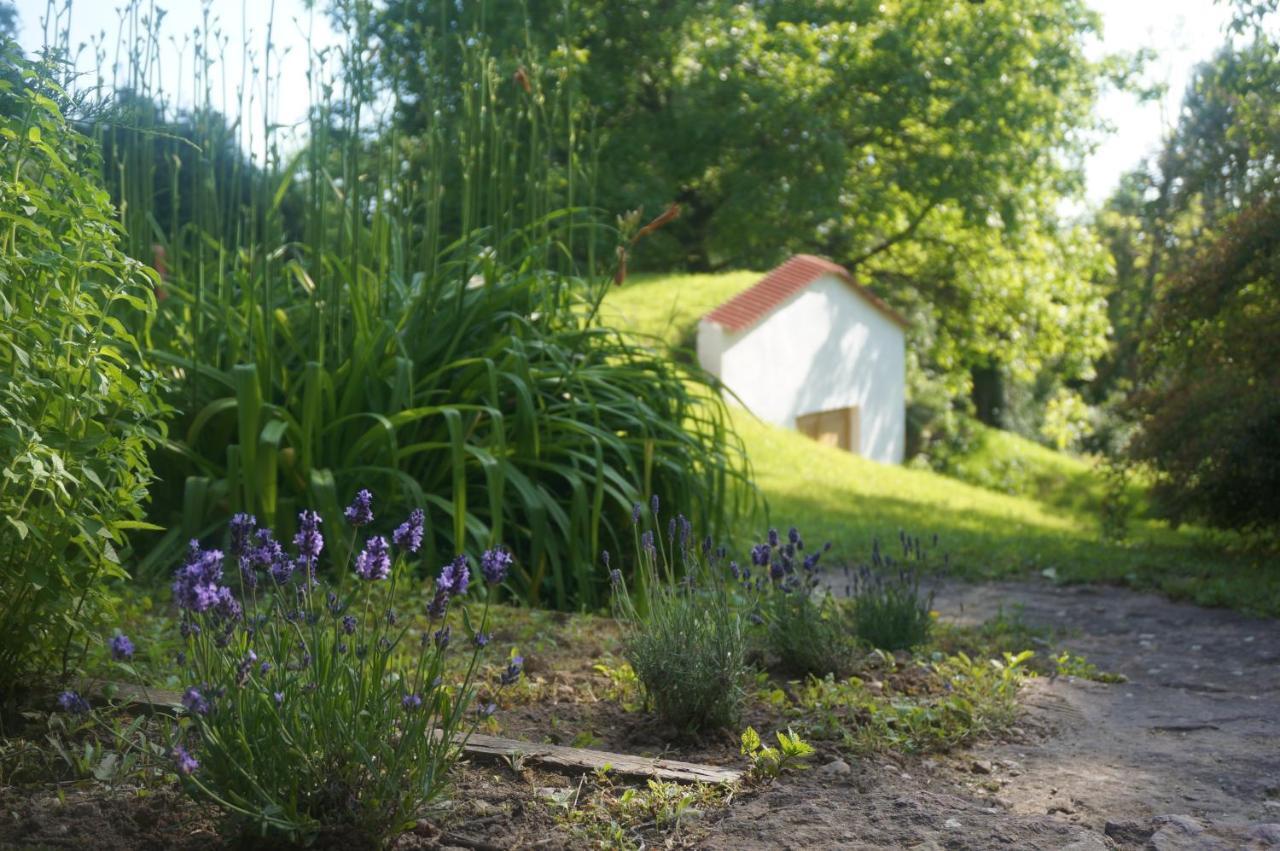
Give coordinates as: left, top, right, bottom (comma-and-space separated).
602, 271, 1279, 617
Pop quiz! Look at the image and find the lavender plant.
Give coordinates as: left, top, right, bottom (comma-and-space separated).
838, 533, 939, 651
608, 498, 747, 732
162, 490, 519, 843
745, 528, 852, 677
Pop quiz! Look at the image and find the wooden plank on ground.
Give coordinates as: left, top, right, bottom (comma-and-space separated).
86, 681, 742, 785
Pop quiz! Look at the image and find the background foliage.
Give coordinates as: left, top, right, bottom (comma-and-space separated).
0, 42, 168, 685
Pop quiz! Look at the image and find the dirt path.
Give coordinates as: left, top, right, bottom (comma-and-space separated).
702, 579, 1280, 850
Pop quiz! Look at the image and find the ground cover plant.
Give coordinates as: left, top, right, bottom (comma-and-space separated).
0, 42, 169, 688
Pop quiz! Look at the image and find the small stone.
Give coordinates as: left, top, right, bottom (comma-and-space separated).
1059, 835, 1109, 851
970, 759, 994, 775
1048, 803, 1076, 815
818, 758, 852, 777
944, 818, 962, 830
1152, 814, 1204, 835
1105, 819, 1155, 844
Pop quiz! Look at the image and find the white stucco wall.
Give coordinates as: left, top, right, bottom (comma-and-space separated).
697, 273, 906, 463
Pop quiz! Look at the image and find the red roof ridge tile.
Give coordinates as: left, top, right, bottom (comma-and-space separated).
702, 254, 909, 333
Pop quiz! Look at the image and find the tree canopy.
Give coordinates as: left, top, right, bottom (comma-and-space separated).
367, 0, 1119, 433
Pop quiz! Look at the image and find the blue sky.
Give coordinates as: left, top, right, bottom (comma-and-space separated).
14, 0, 1235, 206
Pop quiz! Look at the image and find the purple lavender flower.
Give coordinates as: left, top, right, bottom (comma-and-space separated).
610, 569, 623, 586
108, 633, 134, 661
438, 555, 470, 596
730, 561, 741, 580
788, 526, 800, 545
650, 493, 660, 516
393, 508, 425, 553
247, 528, 284, 569
182, 686, 211, 716
238, 556, 259, 589
171, 545, 229, 613
667, 516, 676, 541
477, 702, 497, 718
433, 625, 451, 649
401, 693, 423, 711
273, 691, 285, 707
641, 530, 656, 557
473, 631, 491, 648
172, 745, 199, 776
427, 588, 449, 620
354, 536, 392, 581
293, 510, 324, 561
386, 609, 398, 626
631, 503, 642, 524
770, 560, 786, 582
260, 661, 272, 675
750, 544, 771, 567
767, 528, 780, 548
270, 557, 295, 586
340, 615, 357, 635
229, 513, 257, 558
500, 656, 524, 686
57, 690, 89, 714
601, 550, 611, 569
480, 548, 512, 585
343, 489, 374, 527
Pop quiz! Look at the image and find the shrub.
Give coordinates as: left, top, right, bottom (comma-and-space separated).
1128, 195, 1280, 534
157, 491, 519, 843
0, 43, 169, 687
745, 527, 852, 677
840, 535, 937, 651
609, 500, 748, 732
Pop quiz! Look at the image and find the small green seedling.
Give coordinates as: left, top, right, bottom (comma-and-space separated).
740, 726, 814, 779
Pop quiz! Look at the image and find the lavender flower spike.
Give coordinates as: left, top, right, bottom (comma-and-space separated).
354, 536, 392, 581
109, 633, 135, 661
344, 489, 374, 527
438, 555, 470, 596
172, 744, 199, 776
293, 510, 324, 561
393, 508, 425, 553
480, 548, 512, 585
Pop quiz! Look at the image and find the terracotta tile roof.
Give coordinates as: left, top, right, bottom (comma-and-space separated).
702, 254, 909, 333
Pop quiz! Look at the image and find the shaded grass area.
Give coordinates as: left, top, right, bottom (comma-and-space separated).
937, 422, 1148, 518
733, 411, 1280, 617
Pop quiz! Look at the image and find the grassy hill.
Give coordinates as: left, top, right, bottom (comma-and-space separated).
602, 271, 1278, 616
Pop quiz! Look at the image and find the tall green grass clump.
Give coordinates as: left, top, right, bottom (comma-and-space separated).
609, 498, 748, 732
0, 42, 169, 687
46, 0, 753, 609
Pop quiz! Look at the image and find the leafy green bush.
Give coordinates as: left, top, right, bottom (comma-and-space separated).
609, 500, 748, 731
0, 43, 169, 686
157, 493, 518, 843
1129, 195, 1280, 534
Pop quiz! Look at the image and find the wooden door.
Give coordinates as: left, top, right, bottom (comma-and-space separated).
796, 406, 860, 453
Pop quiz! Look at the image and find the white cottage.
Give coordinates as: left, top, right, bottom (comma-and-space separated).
696, 254, 908, 463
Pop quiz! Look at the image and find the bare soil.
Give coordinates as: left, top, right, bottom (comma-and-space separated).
3, 579, 1278, 849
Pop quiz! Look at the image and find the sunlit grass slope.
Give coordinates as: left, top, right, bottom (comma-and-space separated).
599, 270, 761, 351
734, 411, 1278, 615
600, 271, 1278, 616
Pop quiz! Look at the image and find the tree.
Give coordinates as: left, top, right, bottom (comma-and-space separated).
1098, 12, 1280, 531
367, 0, 1117, 435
